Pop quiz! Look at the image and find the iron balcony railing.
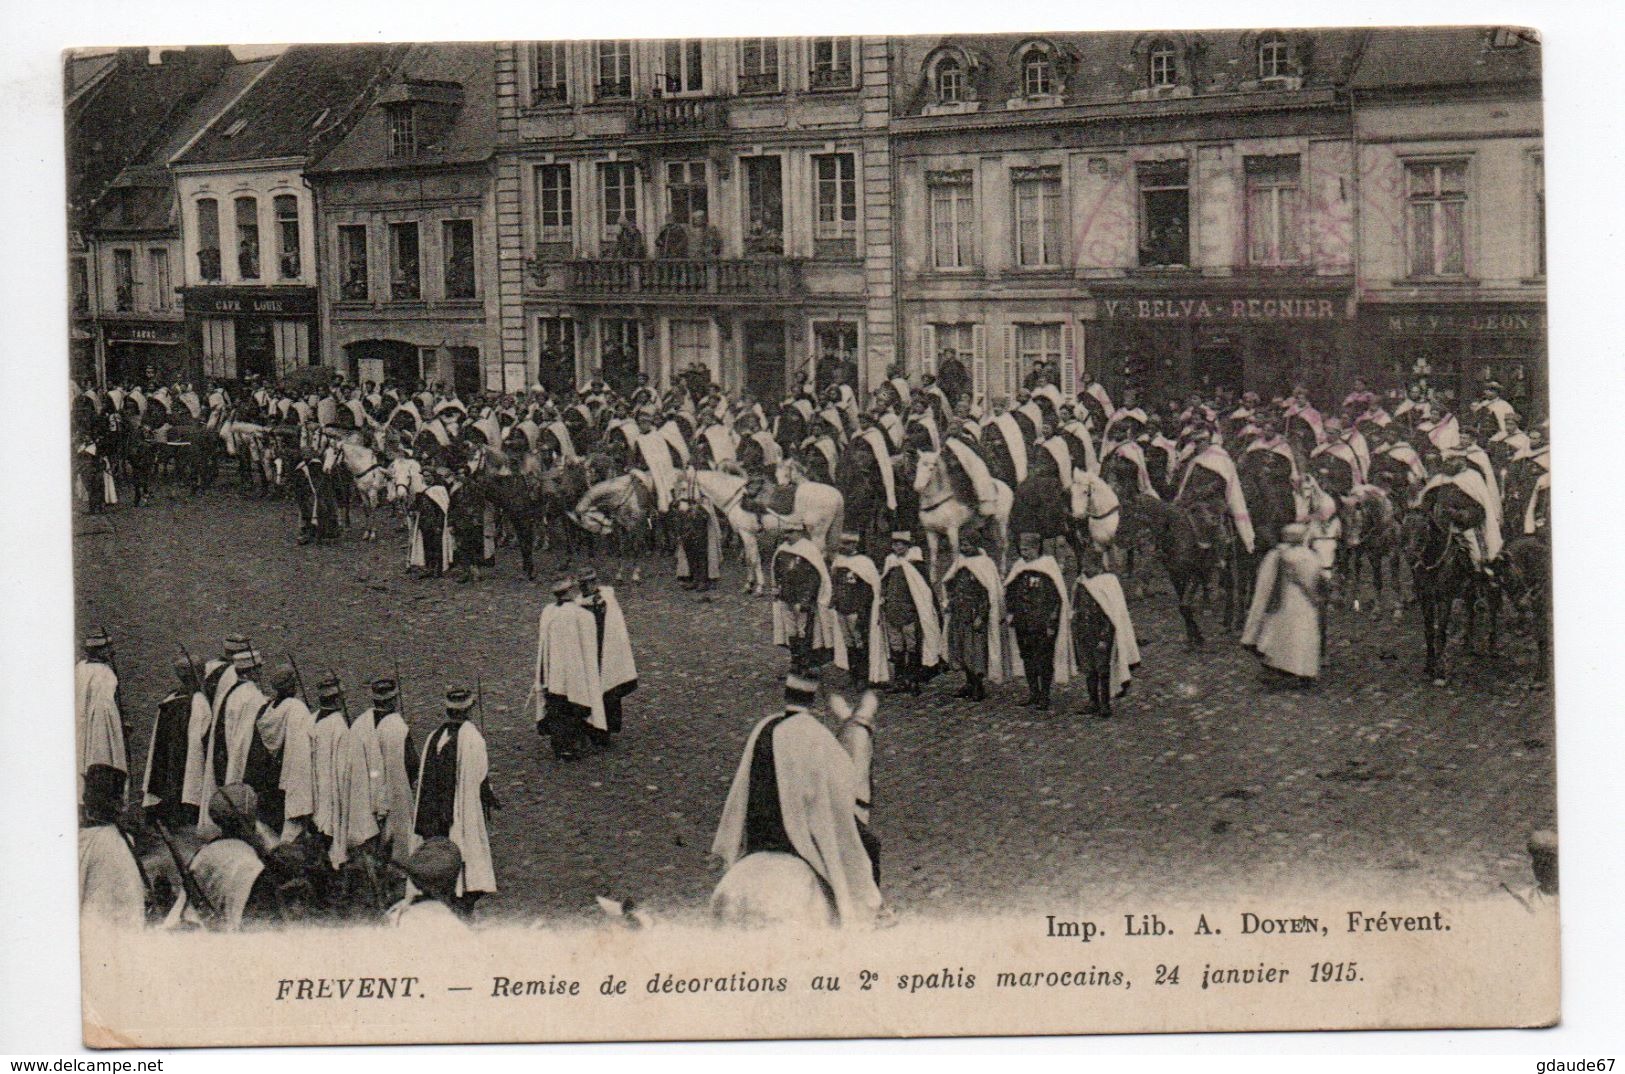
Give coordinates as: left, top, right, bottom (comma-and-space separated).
630, 96, 728, 134
565, 257, 804, 296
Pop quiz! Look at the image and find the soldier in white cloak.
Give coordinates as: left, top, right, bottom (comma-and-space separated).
267, 664, 317, 845
370, 678, 418, 863
76, 629, 125, 788
412, 688, 499, 914
534, 576, 606, 763
79, 764, 147, 930
577, 569, 638, 746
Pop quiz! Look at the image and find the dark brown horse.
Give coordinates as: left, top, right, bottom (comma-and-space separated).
1133, 493, 1230, 648
1490, 534, 1551, 681
1400, 483, 1487, 679
1236, 447, 1298, 604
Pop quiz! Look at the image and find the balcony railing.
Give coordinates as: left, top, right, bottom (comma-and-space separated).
630, 96, 727, 135
566, 257, 804, 297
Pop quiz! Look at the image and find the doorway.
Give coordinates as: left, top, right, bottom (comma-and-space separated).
1193, 336, 1244, 396
345, 339, 420, 389
742, 320, 786, 402
237, 319, 276, 381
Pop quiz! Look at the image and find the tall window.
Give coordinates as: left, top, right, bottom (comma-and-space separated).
670, 319, 714, 379
536, 164, 574, 246
70, 257, 89, 313
337, 225, 369, 300
531, 42, 568, 103
1016, 323, 1063, 382
1258, 35, 1293, 80
537, 317, 577, 394
443, 220, 476, 299
1245, 155, 1302, 265
389, 221, 421, 301
235, 196, 260, 279
595, 42, 632, 100
113, 249, 134, 312
1148, 40, 1178, 88
600, 162, 638, 240
743, 156, 783, 253
1532, 153, 1545, 278
1138, 159, 1189, 267
387, 104, 417, 157
1022, 49, 1054, 97
814, 153, 857, 257
275, 194, 300, 279
666, 161, 708, 225
1406, 159, 1468, 277
1013, 166, 1062, 267
934, 322, 976, 366
148, 248, 171, 310
738, 39, 780, 94
935, 57, 964, 103
196, 198, 221, 281
929, 172, 975, 269
809, 37, 855, 90
662, 39, 704, 95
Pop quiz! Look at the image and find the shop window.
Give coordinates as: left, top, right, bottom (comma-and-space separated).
1245, 155, 1302, 265
531, 42, 568, 104
595, 41, 632, 100
662, 39, 704, 95
112, 249, 134, 312
809, 37, 855, 90
742, 156, 784, 255
275, 194, 300, 279
1148, 40, 1179, 89
599, 162, 638, 243
196, 198, 221, 281
235, 196, 260, 280
390, 221, 421, 301
338, 225, 369, 301
442, 219, 476, 299
928, 171, 975, 270
1013, 166, 1062, 268
536, 163, 574, 248
738, 39, 780, 94
665, 160, 708, 227
814, 153, 857, 258
148, 248, 171, 311
1138, 159, 1189, 267
1406, 159, 1467, 278
1021, 48, 1054, 97
201, 318, 236, 381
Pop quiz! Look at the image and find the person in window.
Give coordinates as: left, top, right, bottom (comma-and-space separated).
612, 215, 646, 260
690, 211, 724, 259
744, 216, 782, 257
239, 236, 260, 279
655, 214, 690, 259
936, 345, 970, 409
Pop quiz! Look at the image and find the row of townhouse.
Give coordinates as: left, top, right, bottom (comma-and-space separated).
68, 28, 1545, 415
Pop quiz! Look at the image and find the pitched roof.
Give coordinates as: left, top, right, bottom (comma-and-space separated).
1349, 26, 1541, 92
893, 28, 1366, 118
308, 42, 497, 175
174, 43, 407, 167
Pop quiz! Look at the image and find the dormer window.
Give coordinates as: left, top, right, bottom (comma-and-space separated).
1148, 41, 1179, 88
936, 57, 964, 103
1258, 34, 1293, 80
1022, 50, 1054, 97
387, 103, 417, 157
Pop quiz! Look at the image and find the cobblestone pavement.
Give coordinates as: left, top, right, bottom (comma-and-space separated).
74, 486, 1555, 923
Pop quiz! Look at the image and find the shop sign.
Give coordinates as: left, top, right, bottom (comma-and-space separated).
107, 322, 183, 344
183, 287, 316, 317
1380, 310, 1543, 335
1101, 295, 1346, 322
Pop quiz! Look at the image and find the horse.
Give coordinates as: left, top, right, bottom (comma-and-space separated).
687, 467, 772, 594
1068, 468, 1122, 557
1133, 493, 1231, 648
1009, 453, 1078, 566
1235, 446, 1297, 592
335, 433, 393, 541
572, 472, 653, 584
756, 460, 844, 553
1172, 462, 1244, 631
1339, 485, 1400, 613
834, 434, 894, 554
535, 456, 591, 565
1492, 534, 1551, 682
467, 445, 544, 580
1400, 483, 1487, 680
910, 449, 1011, 581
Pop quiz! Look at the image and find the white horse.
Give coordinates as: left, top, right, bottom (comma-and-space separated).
336, 433, 391, 541
762, 460, 844, 552
912, 449, 1012, 579
1069, 467, 1123, 554
687, 467, 771, 594
573, 472, 653, 584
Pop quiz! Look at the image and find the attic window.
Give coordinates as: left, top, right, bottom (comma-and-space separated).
936, 57, 964, 103
221, 118, 248, 138
1148, 40, 1179, 88
388, 103, 418, 157
1021, 47, 1054, 97
1258, 34, 1293, 80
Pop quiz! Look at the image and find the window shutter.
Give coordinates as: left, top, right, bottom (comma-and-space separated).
921, 323, 937, 376
1060, 321, 1076, 398
1003, 324, 1018, 403
971, 323, 987, 408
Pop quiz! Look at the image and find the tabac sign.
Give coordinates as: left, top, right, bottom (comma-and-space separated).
1100, 295, 1349, 322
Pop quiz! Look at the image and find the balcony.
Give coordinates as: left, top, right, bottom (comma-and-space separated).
564, 258, 804, 300
630, 96, 728, 137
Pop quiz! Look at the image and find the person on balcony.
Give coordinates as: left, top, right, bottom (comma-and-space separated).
745, 217, 783, 257
655, 217, 689, 260
690, 211, 725, 259
612, 215, 646, 260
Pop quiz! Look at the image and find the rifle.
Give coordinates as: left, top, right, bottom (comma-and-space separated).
393, 655, 405, 720
177, 643, 203, 695
287, 650, 311, 709
474, 673, 487, 736
154, 820, 219, 926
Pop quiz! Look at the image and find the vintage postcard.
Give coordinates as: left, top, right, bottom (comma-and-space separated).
68, 26, 1556, 1047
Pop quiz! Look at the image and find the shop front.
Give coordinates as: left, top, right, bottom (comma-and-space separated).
1087, 279, 1355, 407
1357, 302, 1547, 421
101, 319, 187, 385
182, 285, 317, 385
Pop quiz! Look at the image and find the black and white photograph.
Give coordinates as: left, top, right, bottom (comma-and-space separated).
47, 21, 1576, 1047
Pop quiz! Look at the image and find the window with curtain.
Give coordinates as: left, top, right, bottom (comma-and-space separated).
1245, 155, 1302, 265
112, 249, 134, 311
531, 42, 568, 103
595, 41, 632, 100
148, 248, 171, 310
338, 225, 369, 300
814, 153, 857, 257
390, 221, 421, 301
1013, 166, 1062, 267
738, 39, 780, 94
663, 39, 704, 95
536, 164, 574, 245
600, 162, 638, 240
442, 219, 476, 299
928, 172, 975, 269
1406, 159, 1468, 277
196, 198, 221, 281
808, 38, 854, 90
275, 194, 300, 278
235, 196, 260, 279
